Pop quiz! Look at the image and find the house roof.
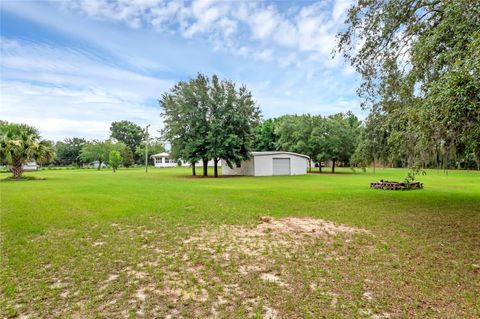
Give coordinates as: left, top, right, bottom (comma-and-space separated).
151, 152, 170, 158
251, 151, 310, 159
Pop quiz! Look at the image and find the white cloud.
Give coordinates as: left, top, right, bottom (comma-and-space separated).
248, 7, 279, 40
236, 46, 250, 57
255, 49, 274, 62
332, 0, 353, 22
278, 53, 299, 68
0, 38, 168, 140
0, 82, 163, 141
274, 20, 298, 47
0, 38, 172, 99
183, 0, 223, 37
63, 0, 352, 64
218, 17, 237, 37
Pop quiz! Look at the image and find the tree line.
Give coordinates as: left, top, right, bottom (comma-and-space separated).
0, 120, 166, 178
253, 112, 361, 173
161, 70, 479, 174
336, 0, 480, 170
51, 121, 165, 170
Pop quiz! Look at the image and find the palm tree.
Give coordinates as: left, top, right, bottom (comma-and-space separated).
0, 122, 55, 179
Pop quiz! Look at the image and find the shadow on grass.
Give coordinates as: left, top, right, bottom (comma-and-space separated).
177, 174, 247, 179
307, 171, 358, 175
1, 175, 46, 182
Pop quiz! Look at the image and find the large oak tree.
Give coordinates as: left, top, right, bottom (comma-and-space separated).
160, 74, 261, 177
336, 0, 480, 168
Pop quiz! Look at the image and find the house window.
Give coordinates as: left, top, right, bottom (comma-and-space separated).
236, 162, 241, 168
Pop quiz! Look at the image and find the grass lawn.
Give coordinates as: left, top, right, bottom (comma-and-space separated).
1, 167, 479, 318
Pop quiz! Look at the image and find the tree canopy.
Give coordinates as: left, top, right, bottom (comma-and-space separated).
336, 0, 480, 168
122, 145, 135, 168
253, 118, 278, 151
54, 138, 86, 166
317, 112, 361, 173
275, 114, 317, 170
110, 121, 144, 161
160, 75, 209, 175
108, 150, 122, 172
273, 112, 360, 172
80, 140, 125, 170
160, 73, 260, 177
135, 137, 165, 166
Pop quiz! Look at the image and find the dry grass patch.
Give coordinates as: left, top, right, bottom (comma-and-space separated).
180, 216, 374, 317
257, 216, 370, 236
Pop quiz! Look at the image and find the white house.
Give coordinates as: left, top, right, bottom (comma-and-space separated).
222, 151, 310, 176
23, 162, 38, 170
151, 153, 221, 168
83, 161, 107, 169
5, 161, 39, 171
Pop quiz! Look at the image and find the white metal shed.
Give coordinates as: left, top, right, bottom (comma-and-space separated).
221, 151, 310, 176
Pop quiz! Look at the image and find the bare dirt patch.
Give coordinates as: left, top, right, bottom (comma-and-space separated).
257, 216, 369, 237
260, 273, 287, 286
178, 217, 372, 316
184, 216, 369, 255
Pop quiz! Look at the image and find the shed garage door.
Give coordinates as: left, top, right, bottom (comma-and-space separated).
273, 158, 291, 175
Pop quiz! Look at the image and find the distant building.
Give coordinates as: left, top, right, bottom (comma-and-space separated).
83, 161, 108, 169
222, 151, 310, 176
151, 152, 185, 167
5, 161, 39, 172
151, 153, 220, 168
23, 162, 38, 170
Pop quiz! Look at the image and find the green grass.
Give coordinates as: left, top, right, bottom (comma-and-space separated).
1, 167, 479, 318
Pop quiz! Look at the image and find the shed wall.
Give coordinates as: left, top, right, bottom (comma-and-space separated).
254, 154, 308, 176
221, 152, 308, 176
220, 159, 254, 175
253, 156, 272, 176
290, 156, 309, 175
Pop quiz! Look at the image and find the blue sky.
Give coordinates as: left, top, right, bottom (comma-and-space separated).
1, 0, 362, 141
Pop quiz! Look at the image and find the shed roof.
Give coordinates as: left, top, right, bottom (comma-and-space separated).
251, 151, 310, 159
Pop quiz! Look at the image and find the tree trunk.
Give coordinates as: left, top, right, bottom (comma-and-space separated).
319, 164, 322, 173
202, 159, 208, 177
214, 158, 219, 178
98, 160, 102, 170
332, 159, 336, 173
309, 160, 312, 172
11, 158, 23, 179
192, 163, 196, 176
